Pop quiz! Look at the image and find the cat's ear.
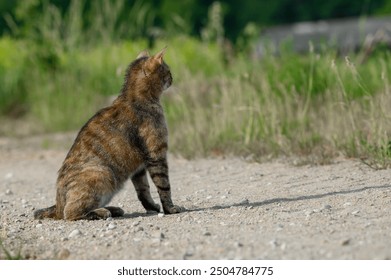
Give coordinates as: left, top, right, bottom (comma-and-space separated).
152, 47, 167, 65
136, 50, 150, 59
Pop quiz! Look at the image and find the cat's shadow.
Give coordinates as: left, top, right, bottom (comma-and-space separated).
189, 184, 391, 213
120, 211, 159, 219
118, 184, 391, 219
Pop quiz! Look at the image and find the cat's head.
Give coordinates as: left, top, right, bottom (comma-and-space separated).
132, 48, 173, 92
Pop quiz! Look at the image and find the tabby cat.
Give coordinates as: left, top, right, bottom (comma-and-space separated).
34, 48, 182, 220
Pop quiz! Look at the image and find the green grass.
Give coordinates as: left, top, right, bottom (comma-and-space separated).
0, 238, 22, 260
0, 34, 390, 167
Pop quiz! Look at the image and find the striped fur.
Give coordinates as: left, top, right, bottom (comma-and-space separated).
34, 48, 181, 221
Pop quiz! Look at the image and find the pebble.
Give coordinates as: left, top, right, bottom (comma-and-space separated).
57, 248, 70, 259
68, 229, 82, 238
158, 213, 165, 218
351, 210, 360, 216
203, 231, 211, 236
341, 239, 351, 246
153, 232, 165, 240
106, 217, 113, 221
5, 189, 13, 195
36, 224, 43, 228
240, 198, 250, 205
322, 204, 332, 210
134, 226, 144, 233
5, 173, 13, 179
107, 223, 117, 230
305, 210, 314, 217
269, 239, 278, 248
206, 196, 213, 200
132, 221, 141, 227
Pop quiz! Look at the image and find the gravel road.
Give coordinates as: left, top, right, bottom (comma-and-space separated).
0, 133, 390, 260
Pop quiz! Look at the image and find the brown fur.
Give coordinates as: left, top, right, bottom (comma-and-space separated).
34, 48, 182, 221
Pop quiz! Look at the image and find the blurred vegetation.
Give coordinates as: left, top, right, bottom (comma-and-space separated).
0, 0, 390, 167
1, 0, 391, 42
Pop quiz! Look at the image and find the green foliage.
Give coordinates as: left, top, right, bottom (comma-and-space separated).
1, 0, 390, 41
0, 0, 390, 166
0, 238, 22, 260
0, 37, 28, 116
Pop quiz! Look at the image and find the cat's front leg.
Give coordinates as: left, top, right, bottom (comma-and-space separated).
147, 157, 182, 214
131, 168, 161, 212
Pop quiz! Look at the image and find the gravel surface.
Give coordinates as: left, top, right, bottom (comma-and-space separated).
0, 133, 390, 260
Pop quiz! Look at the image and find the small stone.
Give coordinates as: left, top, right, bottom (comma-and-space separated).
132, 221, 141, 227
108, 223, 117, 230
341, 239, 351, 246
5, 189, 13, 195
206, 196, 213, 200
240, 198, 249, 205
35, 224, 43, 228
234, 242, 244, 247
57, 248, 70, 260
322, 205, 332, 210
152, 231, 165, 240
5, 173, 13, 179
158, 213, 165, 218
21, 199, 28, 205
106, 217, 113, 221
351, 210, 360, 216
203, 232, 211, 236
269, 239, 278, 248
276, 224, 284, 232
68, 229, 82, 238
305, 210, 314, 217
134, 226, 144, 233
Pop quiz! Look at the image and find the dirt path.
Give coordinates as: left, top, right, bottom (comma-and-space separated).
0, 133, 390, 259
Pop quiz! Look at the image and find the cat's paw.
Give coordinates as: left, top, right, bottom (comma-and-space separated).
105, 206, 125, 217
144, 203, 161, 213
86, 208, 112, 220
163, 205, 184, 214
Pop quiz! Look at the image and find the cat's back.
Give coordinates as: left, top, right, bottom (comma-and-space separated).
59, 102, 143, 181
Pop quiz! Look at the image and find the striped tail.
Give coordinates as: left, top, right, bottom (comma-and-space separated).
33, 205, 57, 219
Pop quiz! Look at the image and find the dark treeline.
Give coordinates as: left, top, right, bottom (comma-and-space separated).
0, 0, 390, 43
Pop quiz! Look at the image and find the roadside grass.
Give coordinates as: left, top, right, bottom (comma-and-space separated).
163, 49, 391, 168
0, 238, 22, 260
0, 0, 389, 167
0, 36, 390, 167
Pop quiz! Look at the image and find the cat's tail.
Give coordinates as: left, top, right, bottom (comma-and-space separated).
33, 205, 57, 219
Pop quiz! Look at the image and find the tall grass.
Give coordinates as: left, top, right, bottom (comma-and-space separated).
164, 49, 391, 167
0, 1, 390, 167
